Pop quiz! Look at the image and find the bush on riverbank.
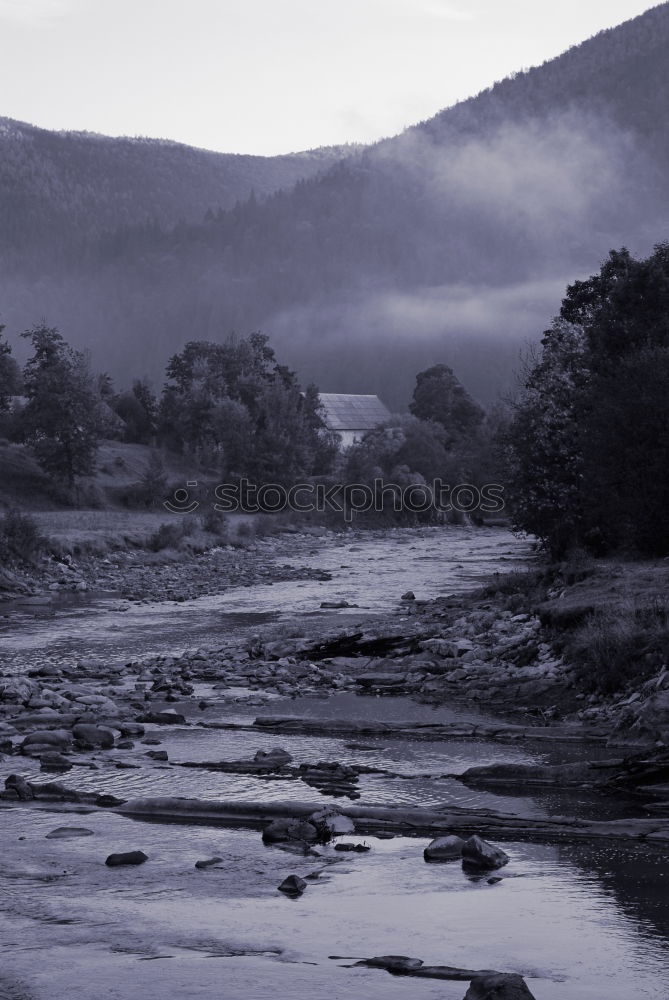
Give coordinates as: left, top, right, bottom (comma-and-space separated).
567, 598, 669, 695
0, 508, 49, 565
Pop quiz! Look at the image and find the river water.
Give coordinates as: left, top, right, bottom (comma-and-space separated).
1, 526, 668, 1000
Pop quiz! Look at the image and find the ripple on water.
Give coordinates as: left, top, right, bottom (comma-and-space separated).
1, 809, 668, 1000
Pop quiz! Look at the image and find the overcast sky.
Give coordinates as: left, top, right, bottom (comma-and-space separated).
0, 0, 659, 155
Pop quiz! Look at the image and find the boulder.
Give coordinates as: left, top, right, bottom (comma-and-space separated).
262, 818, 318, 844
195, 857, 223, 870
39, 752, 73, 771
3, 774, 34, 800
72, 724, 115, 748
119, 723, 145, 737
424, 835, 466, 862
635, 690, 669, 742
145, 750, 169, 761
277, 875, 307, 896
401, 591, 416, 602
105, 851, 148, 867
464, 973, 536, 999
309, 806, 355, 838
461, 836, 509, 871
22, 729, 72, 750
0, 678, 38, 703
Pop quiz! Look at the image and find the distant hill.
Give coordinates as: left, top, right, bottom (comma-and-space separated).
0, 117, 355, 260
2, 3, 669, 408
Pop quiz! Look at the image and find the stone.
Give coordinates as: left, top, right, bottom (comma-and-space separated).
424, 835, 466, 862
464, 973, 536, 999
359, 956, 424, 973
401, 591, 416, 602
461, 836, 509, 871
262, 818, 318, 844
145, 750, 168, 761
137, 711, 186, 725
22, 729, 72, 750
277, 875, 307, 896
105, 851, 148, 866
254, 747, 293, 766
355, 672, 407, 689
195, 857, 223, 870
4, 774, 34, 800
72, 724, 115, 748
46, 827, 95, 839
39, 752, 72, 771
334, 842, 370, 852
309, 806, 355, 838
95, 793, 126, 807
119, 723, 145, 737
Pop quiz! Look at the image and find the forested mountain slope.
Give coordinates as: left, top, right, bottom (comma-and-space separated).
2, 3, 668, 407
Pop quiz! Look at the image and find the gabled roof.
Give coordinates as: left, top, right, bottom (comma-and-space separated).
318, 393, 391, 431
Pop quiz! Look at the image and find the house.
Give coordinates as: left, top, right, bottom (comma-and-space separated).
318, 393, 391, 449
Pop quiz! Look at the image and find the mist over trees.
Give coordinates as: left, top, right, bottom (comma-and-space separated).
2, 4, 669, 408
504, 243, 669, 558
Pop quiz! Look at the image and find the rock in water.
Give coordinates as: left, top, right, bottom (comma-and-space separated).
3, 774, 34, 800
46, 827, 95, 839
72, 724, 115, 748
424, 835, 466, 862
461, 836, 509, 871
254, 747, 293, 766
278, 875, 307, 896
262, 818, 318, 844
464, 973, 536, 999
40, 752, 72, 772
309, 806, 355, 838
401, 591, 416, 601
105, 851, 148, 867
22, 730, 72, 750
359, 956, 424, 973
137, 711, 186, 725
195, 857, 223, 870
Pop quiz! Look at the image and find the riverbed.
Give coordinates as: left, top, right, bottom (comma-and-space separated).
1, 526, 668, 1000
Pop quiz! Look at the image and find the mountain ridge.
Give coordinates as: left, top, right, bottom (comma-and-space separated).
2, 3, 669, 408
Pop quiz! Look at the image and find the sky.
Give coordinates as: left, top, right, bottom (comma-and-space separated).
0, 0, 660, 155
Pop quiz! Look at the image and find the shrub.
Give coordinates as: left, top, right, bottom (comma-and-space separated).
568, 599, 669, 694
147, 520, 192, 552
199, 507, 229, 538
0, 509, 48, 565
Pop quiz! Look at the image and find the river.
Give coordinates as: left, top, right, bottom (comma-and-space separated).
1, 526, 668, 1000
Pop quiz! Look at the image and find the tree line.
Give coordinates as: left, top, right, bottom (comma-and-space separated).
0, 324, 490, 516
503, 242, 669, 558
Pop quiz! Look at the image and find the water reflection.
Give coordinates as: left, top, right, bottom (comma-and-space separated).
0, 807, 667, 1000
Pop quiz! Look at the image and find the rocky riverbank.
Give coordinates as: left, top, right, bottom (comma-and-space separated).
0, 524, 335, 604
2, 541, 669, 812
